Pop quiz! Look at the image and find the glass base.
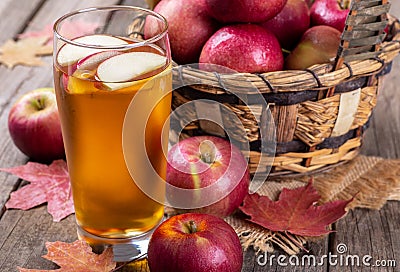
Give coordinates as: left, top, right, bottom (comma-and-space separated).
77, 218, 164, 262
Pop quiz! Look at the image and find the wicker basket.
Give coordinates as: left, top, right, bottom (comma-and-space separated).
169, 0, 400, 178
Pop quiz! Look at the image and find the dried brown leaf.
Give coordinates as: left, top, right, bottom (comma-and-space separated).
17, 240, 116, 272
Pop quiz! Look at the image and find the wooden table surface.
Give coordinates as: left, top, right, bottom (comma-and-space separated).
0, 1, 399, 271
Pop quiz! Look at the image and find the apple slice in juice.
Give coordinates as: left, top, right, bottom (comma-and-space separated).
77, 51, 122, 71
96, 52, 167, 90
66, 52, 120, 94
59, 35, 127, 93
63, 51, 122, 94
66, 70, 99, 94
57, 34, 128, 66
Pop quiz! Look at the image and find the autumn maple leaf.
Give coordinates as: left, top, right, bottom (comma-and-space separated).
0, 160, 74, 222
0, 37, 52, 68
17, 240, 116, 272
239, 182, 352, 237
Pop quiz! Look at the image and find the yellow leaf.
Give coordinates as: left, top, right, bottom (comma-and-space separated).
0, 37, 52, 68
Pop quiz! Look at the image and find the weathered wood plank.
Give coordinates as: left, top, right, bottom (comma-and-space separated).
0, 0, 49, 216
362, 58, 400, 159
0, 0, 45, 44
0, 208, 76, 270
330, 2, 400, 272
361, 0, 400, 159
330, 202, 399, 272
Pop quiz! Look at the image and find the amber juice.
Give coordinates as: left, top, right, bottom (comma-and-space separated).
54, 44, 171, 239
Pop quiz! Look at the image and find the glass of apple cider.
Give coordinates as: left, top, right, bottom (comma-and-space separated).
53, 6, 171, 261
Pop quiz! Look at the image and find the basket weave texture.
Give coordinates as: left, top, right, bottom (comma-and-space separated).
170, 0, 400, 177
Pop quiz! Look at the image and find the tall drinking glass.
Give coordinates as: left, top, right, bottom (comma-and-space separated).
53, 6, 171, 261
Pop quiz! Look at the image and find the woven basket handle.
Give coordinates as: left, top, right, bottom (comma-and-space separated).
327, 0, 391, 97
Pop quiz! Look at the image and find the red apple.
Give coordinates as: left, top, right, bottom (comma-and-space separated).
147, 213, 243, 272
310, 0, 349, 32
285, 25, 341, 70
166, 136, 250, 218
8, 88, 65, 162
152, 0, 219, 64
260, 0, 310, 50
205, 0, 287, 23
199, 24, 284, 73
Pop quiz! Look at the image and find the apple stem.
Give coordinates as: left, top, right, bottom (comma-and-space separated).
338, 0, 349, 9
200, 152, 213, 164
184, 220, 198, 234
199, 140, 216, 164
32, 97, 46, 111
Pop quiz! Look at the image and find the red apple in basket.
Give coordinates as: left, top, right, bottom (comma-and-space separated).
260, 0, 310, 50
199, 24, 284, 73
285, 25, 341, 70
205, 0, 287, 23
166, 136, 250, 218
147, 213, 243, 272
151, 0, 219, 64
310, 0, 350, 32
8, 88, 65, 162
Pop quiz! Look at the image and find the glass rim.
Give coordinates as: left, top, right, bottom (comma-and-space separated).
53, 5, 169, 50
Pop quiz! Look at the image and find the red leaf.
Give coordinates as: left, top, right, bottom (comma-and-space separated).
0, 160, 74, 222
239, 182, 352, 236
17, 240, 116, 272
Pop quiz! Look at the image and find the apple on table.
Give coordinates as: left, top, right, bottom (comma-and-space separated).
147, 213, 243, 272
166, 136, 250, 218
8, 88, 65, 162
